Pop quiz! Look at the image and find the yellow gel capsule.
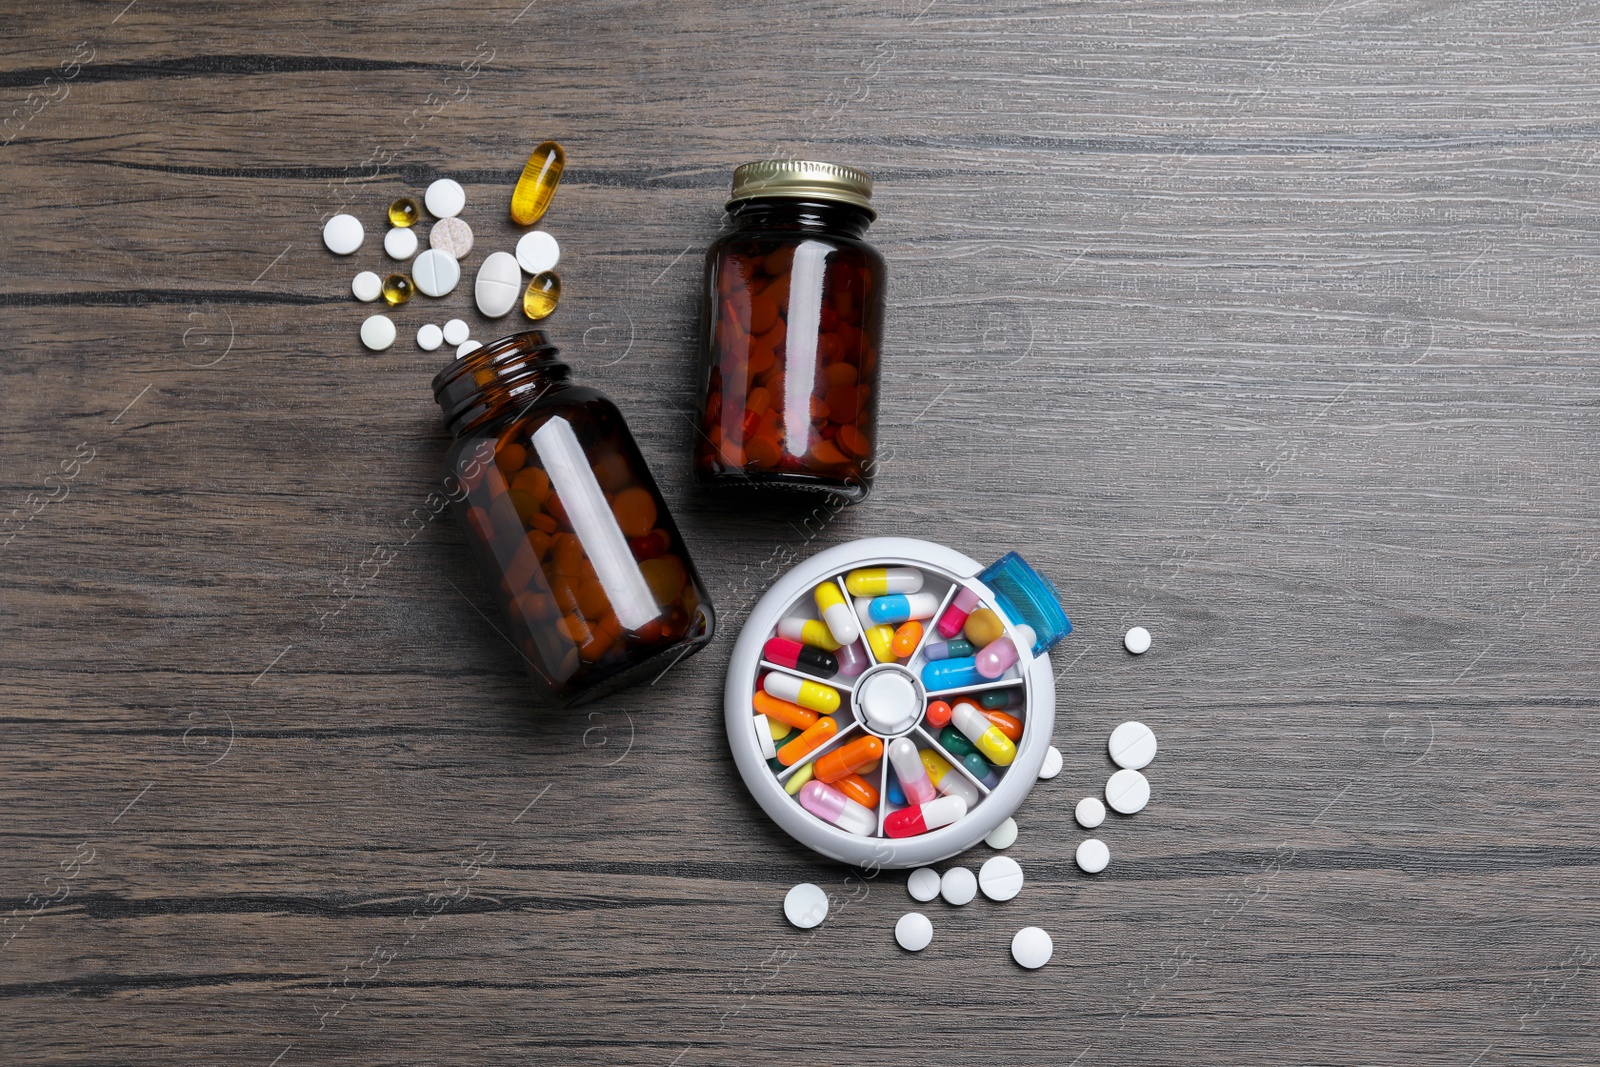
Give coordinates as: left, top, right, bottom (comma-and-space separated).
784, 760, 815, 796
522, 270, 560, 320
865, 623, 895, 663
963, 606, 1005, 647
387, 197, 420, 227
381, 274, 414, 307
510, 140, 565, 226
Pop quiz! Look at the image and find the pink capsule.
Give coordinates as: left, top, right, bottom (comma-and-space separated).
936, 587, 981, 638
798, 780, 876, 836
834, 638, 869, 678
975, 624, 1036, 679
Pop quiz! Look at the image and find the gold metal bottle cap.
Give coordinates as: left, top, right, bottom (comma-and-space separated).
727, 160, 876, 218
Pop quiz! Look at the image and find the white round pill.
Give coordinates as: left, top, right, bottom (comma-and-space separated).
359, 314, 395, 351
412, 249, 461, 298
979, 856, 1024, 902
1125, 626, 1152, 654
515, 230, 561, 274
429, 216, 474, 258
1075, 796, 1107, 828
1076, 837, 1111, 873
1106, 768, 1151, 814
475, 251, 523, 317
907, 868, 941, 902
416, 323, 444, 351
1109, 721, 1158, 770
424, 178, 466, 219
351, 270, 382, 302
442, 319, 470, 346
1011, 927, 1053, 969
384, 226, 418, 260
322, 213, 364, 255
783, 883, 829, 929
984, 817, 1018, 850
1038, 745, 1063, 780
895, 911, 933, 952
940, 866, 977, 906
456, 340, 482, 359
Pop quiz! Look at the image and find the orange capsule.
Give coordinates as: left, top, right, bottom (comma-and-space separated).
777, 716, 837, 766
985, 710, 1024, 743
891, 620, 923, 659
832, 771, 880, 809
753, 690, 819, 731
510, 140, 565, 226
814, 735, 885, 783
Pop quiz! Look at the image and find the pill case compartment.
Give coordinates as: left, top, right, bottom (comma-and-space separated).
724, 537, 1057, 869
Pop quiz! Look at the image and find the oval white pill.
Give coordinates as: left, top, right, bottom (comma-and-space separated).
351, 270, 382, 302
907, 867, 941, 902
895, 911, 933, 952
456, 340, 481, 359
1125, 626, 1152, 654
1075, 796, 1106, 828
515, 230, 560, 274
979, 856, 1024, 902
1038, 745, 1063, 780
754, 714, 777, 761
940, 866, 977, 906
322, 213, 364, 255
429, 216, 474, 258
1076, 838, 1110, 874
1011, 927, 1053, 969
984, 817, 1018, 850
424, 178, 466, 219
783, 882, 829, 929
1106, 768, 1151, 814
412, 249, 461, 298
416, 323, 443, 351
384, 226, 418, 260
359, 314, 395, 351
1109, 721, 1158, 770
475, 251, 522, 317
442, 318, 470, 345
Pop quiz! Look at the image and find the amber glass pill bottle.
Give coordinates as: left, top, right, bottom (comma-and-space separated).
692, 160, 887, 502
433, 331, 715, 706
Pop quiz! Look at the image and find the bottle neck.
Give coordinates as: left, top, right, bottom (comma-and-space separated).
432, 330, 572, 436
728, 197, 874, 238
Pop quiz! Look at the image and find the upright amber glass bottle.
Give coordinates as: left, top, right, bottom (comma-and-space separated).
693, 160, 887, 502
433, 331, 714, 706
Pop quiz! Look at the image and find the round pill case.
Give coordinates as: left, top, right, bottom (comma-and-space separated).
724, 537, 1071, 869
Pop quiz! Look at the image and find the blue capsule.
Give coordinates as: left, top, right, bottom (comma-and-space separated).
867, 592, 940, 626
921, 656, 981, 690
886, 766, 906, 807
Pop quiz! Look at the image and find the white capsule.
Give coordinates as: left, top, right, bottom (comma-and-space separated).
888, 738, 938, 805
907, 867, 941, 902
1109, 721, 1158, 770
1124, 626, 1152, 654
895, 911, 933, 952
916, 794, 968, 832
442, 319, 471, 346
515, 229, 561, 274
754, 714, 777, 760
928, 755, 980, 807
821, 602, 860, 646
475, 251, 523, 317
322, 213, 363, 255
1075, 796, 1107, 828
384, 226, 418, 259
359, 314, 395, 351
978, 855, 1024, 901
412, 249, 461, 298
1106, 768, 1150, 814
351, 270, 382, 302
940, 866, 977, 906
424, 178, 466, 218
1076, 838, 1110, 874
416, 323, 443, 351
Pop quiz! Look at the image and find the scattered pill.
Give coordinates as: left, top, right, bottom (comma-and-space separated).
412, 249, 461, 298
424, 178, 466, 219
476, 251, 522, 317
1075, 796, 1107, 828
442, 319, 470, 346
456, 339, 481, 358
907, 867, 941, 902
322, 213, 364, 255
416, 323, 443, 351
429, 216, 474, 258
895, 911, 933, 952
940, 866, 977, 906
388, 197, 420, 227
515, 229, 561, 274
510, 140, 565, 225
1076, 838, 1110, 874
1106, 768, 1150, 815
522, 270, 561, 320
359, 314, 395, 351
978, 856, 1024, 901
351, 271, 382, 302
783, 882, 829, 929
1038, 744, 1063, 780
985, 817, 1018, 850
1109, 721, 1158, 770
1011, 927, 1053, 969
381, 274, 414, 306
1125, 626, 1152, 654
384, 226, 418, 260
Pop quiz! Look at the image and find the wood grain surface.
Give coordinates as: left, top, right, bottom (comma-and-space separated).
3, 1, 1598, 1063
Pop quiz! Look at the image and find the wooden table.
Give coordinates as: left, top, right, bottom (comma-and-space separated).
4, 2, 1597, 1063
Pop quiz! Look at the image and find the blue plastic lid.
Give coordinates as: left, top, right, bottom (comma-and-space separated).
978, 552, 1072, 654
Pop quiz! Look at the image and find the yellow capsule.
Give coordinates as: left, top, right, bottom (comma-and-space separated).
783, 760, 815, 796
864, 623, 895, 663
387, 197, 420, 227
963, 606, 1005, 647
845, 567, 923, 597
522, 270, 561, 320
510, 140, 565, 226
952, 700, 1016, 766
768, 717, 792, 741
381, 274, 414, 307
777, 617, 841, 651
814, 581, 860, 645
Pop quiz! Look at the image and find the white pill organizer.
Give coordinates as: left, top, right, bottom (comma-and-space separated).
723, 537, 1072, 869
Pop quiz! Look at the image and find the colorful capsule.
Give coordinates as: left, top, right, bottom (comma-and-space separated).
924, 700, 953, 729
884, 794, 967, 838
921, 656, 981, 690
919, 748, 982, 807
922, 637, 975, 662
937, 586, 981, 638
952, 700, 1016, 766
985, 710, 1024, 743
763, 671, 840, 714
835, 639, 869, 678
833, 771, 879, 809
763, 637, 838, 677
753, 690, 819, 731
886, 766, 906, 806
387, 197, 420, 227
510, 139, 565, 226
522, 271, 561, 320
979, 687, 1025, 710
963, 751, 1001, 790
845, 566, 924, 597
798, 780, 876, 836
783, 760, 816, 795
963, 606, 1005, 647
814, 581, 861, 645
890, 620, 923, 659
864, 624, 895, 663
867, 592, 940, 625
777, 616, 842, 651
938, 725, 977, 759
975, 624, 1035, 679
815, 735, 884, 784
777, 716, 837, 766
888, 737, 938, 805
